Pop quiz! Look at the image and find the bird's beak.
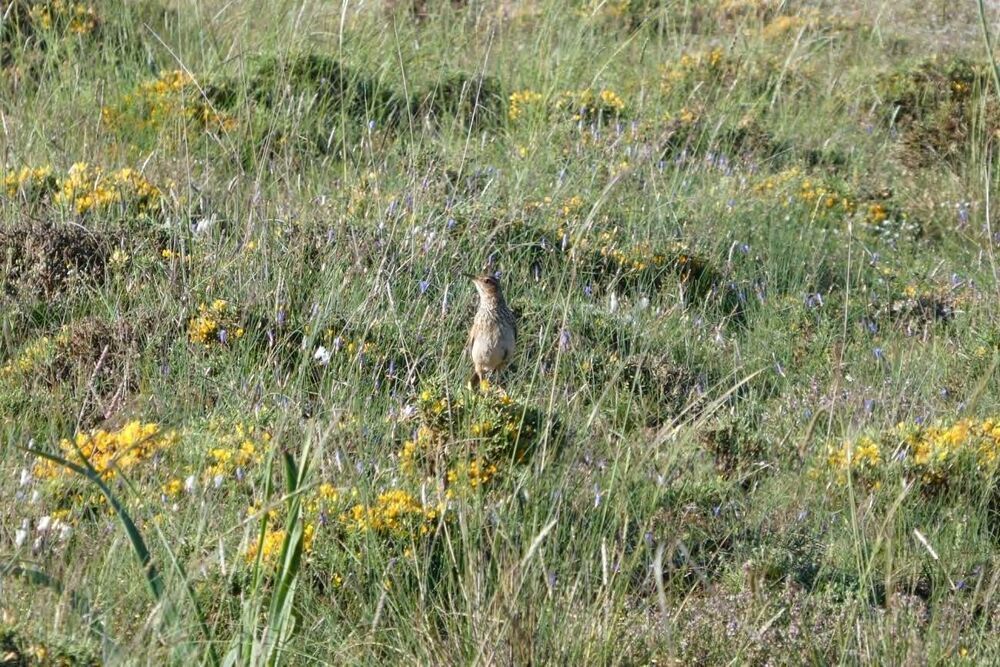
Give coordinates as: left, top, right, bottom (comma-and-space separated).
461, 272, 476, 280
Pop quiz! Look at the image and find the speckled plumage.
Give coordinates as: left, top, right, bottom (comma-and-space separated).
467, 275, 516, 390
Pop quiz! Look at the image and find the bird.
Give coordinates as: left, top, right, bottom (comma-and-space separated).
466, 273, 516, 391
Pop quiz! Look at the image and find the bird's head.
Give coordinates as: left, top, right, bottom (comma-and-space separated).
468, 273, 503, 300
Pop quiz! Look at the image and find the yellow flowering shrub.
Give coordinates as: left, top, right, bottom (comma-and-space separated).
794, 177, 856, 215
0, 331, 69, 383
446, 458, 499, 495
25, 1, 99, 36
874, 57, 998, 168
825, 436, 881, 483
760, 14, 817, 39
597, 233, 672, 273
187, 299, 244, 347
245, 519, 316, 565
101, 70, 236, 137
514, 195, 714, 290
465, 383, 543, 463
243, 483, 338, 565
555, 88, 626, 122
591, 231, 711, 288
2, 165, 56, 201
750, 169, 922, 242
508, 89, 543, 121
661, 48, 736, 94
341, 488, 439, 538
203, 421, 269, 481
752, 167, 879, 224
34, 421, 178, 482
401, 382, 548, 496
161, 477, 184, 499
415, 383, 462, 432
398, 425, 443, 478
505, 88, 626, 124
307, 483, 341, 512
824, 418, 1000, 492
53, 162, 162, 215
863, 265, 972, 328
3, 162, 163, 216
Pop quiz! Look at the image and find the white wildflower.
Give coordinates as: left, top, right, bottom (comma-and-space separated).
314, 345, 332, 366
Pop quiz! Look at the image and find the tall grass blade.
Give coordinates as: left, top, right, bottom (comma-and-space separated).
20, 445, 164, 600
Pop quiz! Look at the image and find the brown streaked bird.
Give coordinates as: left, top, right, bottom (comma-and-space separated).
466, 273, 516, 390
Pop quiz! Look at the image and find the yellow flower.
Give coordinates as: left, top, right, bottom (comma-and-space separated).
53, 162, 161, 215
853, 437, 880, 467
342, 488, 438, 538
0, 333, 65, 380
245, 513, 315, 565
245, 526, 286, 564
3, 164, 55, 198
162, 478, 183, 498
202, 420, 268, 480
508, 89, 543, 120
104, 70, 236, 135
679, 107, 697, 124
762, 15, 805, 39
188, 299, 241, 346
867, 203, 888, 224
34, 421, 176, 482
599, 89, 625, 112
109, 248, 130, 268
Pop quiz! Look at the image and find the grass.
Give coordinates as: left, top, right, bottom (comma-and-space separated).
2, 0, 1000, 664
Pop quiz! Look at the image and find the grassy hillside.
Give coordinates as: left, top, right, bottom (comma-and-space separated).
2, 0, 999, 663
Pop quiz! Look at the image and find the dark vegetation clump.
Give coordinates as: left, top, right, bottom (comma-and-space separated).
700, 414, 768, 483
240, 53, 407, 127
0, 221, 108, 298
622, 352, 702, 425
0, 315, 154, 428
56, 316, 150, 426
877, 57, 1000, 168
411, 72, 505, 129
205, 53, 505, 155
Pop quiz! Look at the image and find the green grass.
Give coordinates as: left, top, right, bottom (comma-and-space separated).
2, 0, 1000, 664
